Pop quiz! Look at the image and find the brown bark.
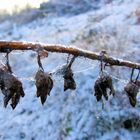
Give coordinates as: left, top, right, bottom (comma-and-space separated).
0, 41, 140, 70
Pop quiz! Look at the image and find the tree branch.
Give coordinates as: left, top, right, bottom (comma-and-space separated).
0, 41, 140, 70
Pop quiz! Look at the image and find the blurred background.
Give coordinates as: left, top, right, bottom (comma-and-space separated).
0, 0, 140, 140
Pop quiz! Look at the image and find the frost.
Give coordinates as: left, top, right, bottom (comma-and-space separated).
0, 0, 140, 140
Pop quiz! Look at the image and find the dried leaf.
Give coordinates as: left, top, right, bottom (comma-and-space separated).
35, 69, 53, 105
94, 73, 115, 101
124, 81, 139, 107
0, 68, 25, 109
63, 67, 76, 91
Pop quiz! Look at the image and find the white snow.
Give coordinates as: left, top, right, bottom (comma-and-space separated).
0, 0, 140, 140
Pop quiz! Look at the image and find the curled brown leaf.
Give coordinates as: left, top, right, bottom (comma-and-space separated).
0, 67, 25, 109
94, 73, 115, 101
124, 81, 139, 107
63, 67, 76, 91
35, 69, 53, 105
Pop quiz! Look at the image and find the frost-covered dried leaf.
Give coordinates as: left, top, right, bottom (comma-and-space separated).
124, 81, 139, 107
63, 67, 76, 91
0, 68, 25, 109
35, 69, 53, 105
94, 73, 115, 101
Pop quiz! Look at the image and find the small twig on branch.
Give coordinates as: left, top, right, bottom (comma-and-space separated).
0, 41, 140, 70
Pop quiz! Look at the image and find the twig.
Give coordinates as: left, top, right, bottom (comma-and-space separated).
0, 41, 140, 70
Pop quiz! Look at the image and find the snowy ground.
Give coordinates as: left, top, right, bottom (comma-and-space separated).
0, 0, 140, 140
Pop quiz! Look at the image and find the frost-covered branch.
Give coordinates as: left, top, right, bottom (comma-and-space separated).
0, 40, 140, 109
0, 41, 140, 70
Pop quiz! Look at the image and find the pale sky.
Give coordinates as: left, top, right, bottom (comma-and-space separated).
0, 0, 49, 13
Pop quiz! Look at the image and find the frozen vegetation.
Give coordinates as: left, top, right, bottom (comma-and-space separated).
0, 0, 140, 140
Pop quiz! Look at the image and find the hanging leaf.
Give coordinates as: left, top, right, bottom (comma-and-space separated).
35, 69, 53, 105
124, 81, 139, 107
0, 68, 25, 109
94, 73, 115, 101
63, 67, 76, 91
